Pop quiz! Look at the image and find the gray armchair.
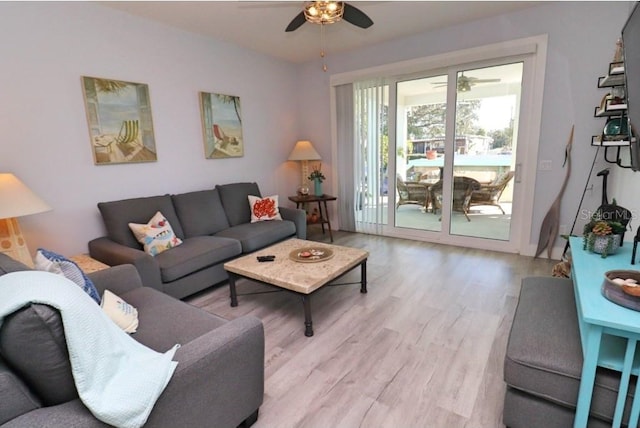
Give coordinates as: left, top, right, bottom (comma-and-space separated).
0, 254, 264, 428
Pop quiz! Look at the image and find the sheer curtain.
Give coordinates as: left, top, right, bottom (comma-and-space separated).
334, 80, 388, 235
353, 79, 388, 235
335, 83, 356, 232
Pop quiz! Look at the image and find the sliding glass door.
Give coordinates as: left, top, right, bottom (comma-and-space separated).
449, 63, 522, 240
392, 61, 524, 247
395, 74, 448, 233
339, 33, 547, 255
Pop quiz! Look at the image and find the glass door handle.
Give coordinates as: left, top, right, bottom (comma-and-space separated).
515, 163, 522, 183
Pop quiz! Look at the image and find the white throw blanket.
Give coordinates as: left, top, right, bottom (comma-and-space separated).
0, 271, 178, 428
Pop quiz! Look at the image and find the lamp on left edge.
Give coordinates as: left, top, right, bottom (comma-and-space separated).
0, 173, 51, 267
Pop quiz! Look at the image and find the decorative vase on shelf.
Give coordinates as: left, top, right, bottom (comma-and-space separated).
314, 178, 323, 196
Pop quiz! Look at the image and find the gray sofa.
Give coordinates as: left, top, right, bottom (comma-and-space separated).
0, 253, 264, 428
504, 277, 633, 427
89, 182, 306, 299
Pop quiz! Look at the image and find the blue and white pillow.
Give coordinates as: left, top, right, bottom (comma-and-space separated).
34, 248, 101, 304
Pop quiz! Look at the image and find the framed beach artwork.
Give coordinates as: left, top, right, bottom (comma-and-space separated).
82, 76, 157, 165
200, 92, 244, 159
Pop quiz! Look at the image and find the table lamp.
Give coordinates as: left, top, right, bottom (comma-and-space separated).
288, 140, 321, 195
0, 173, 51, 267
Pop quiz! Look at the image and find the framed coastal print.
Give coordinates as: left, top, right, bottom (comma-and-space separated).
200, 92, 244, 159
82, 76, 157, 165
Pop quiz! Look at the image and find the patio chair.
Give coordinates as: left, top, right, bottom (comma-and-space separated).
396, 174, 429, 210
430, 176, 481, 221
469, 170, 515, 215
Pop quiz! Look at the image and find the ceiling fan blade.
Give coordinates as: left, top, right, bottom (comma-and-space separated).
474, 78, 502, 83
285, 11, 306, 32
343, 3, 373, 29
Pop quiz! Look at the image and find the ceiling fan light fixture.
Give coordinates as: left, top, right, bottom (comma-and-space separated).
458, 80, 471, 92
304, 1, 344, 25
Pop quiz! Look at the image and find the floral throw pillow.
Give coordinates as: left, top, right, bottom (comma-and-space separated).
128, 211, 183, 256
248, 195, 282, 223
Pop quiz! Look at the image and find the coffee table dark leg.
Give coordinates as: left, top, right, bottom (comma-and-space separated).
360, 260, 367, 293
229, 273, 238, 307
302, 295, 314, 337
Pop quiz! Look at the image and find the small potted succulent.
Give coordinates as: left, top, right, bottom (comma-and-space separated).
583, 218, 626, 258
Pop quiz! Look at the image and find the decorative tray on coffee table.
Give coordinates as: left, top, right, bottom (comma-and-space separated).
289, 247, 334, 263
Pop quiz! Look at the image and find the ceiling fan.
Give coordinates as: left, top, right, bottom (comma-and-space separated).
285, 1, 374, 32
433, 73, 501, 92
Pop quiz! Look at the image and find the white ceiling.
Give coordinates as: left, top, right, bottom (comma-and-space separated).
100, 1, 543, 63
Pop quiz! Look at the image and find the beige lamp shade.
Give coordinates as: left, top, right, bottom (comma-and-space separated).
287, 140, 321, 161
0, 173, 51, 267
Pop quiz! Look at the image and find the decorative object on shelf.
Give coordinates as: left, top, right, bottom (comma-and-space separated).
0, 173, 51, 267
288, 140, 321, 196
308, 163, 326, 196
535, 126, 573, 258
308, 208, 320, 223
200, 92, 243, 159
82, 76, 157, 165
603, 116, 629, 140
614, 37, 624, 63
583, 218, 625, 258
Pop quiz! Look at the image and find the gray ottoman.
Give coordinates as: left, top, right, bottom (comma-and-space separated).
503, 276, 635, 427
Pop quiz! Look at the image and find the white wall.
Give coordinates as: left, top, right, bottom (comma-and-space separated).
0, 2, 301, 256
296, 1, 637, 256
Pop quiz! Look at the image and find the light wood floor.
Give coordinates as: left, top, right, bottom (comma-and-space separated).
185, 230, 556, 428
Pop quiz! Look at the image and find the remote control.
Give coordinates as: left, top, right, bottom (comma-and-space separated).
257, 255, 276, 262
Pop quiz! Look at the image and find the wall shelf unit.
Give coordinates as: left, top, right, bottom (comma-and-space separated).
592, 61, 635, 167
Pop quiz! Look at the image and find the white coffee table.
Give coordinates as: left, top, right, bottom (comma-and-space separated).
223, 238, 368, 336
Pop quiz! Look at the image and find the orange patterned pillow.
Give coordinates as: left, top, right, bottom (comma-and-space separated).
248, 195, 282, 223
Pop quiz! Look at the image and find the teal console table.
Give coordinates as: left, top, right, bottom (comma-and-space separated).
570, 236, 640, 427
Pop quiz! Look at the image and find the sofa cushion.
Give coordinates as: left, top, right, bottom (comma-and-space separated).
172, 189, 230, 238
122, 287, 227, 352
98, 194, 185, 248
0, 356, 41, 425
216, 182, 261, 227
154, 236, 242, 283
0, 304, 77, 406
215, 220, 295, 253
505, 276, 635, 425
128, 211, 183, 256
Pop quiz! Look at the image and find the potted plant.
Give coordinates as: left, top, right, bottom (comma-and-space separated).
583, 218, 626, 258
308, 163, 326, 196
